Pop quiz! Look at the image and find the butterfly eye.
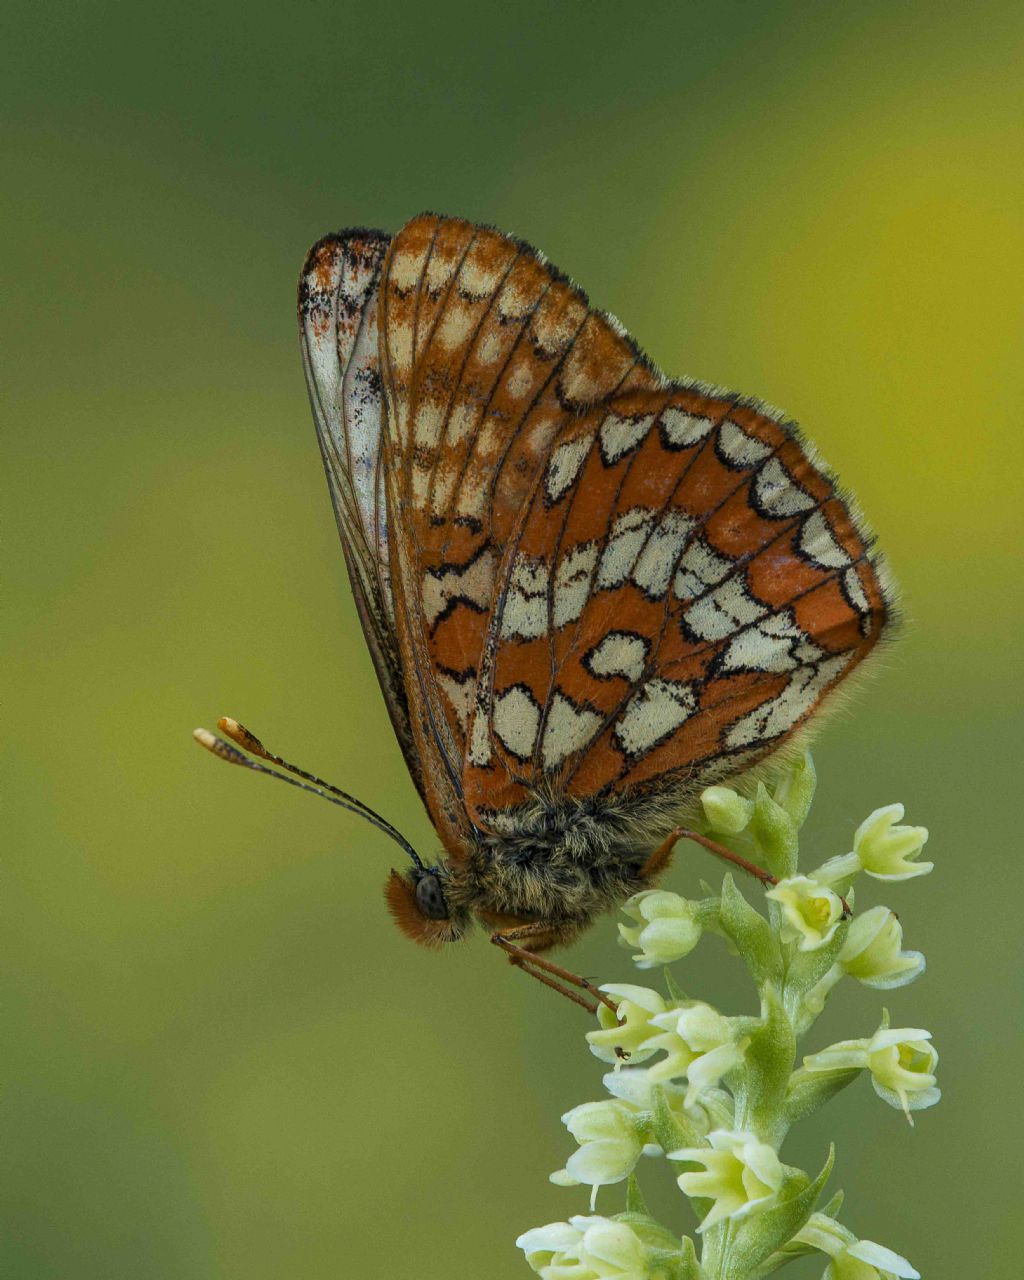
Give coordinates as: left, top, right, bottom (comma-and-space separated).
414, 873, 449, 921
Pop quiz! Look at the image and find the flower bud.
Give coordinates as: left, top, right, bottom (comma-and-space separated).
550, 1100, 645, 1190
853, 805, 931, 881
618, 890, 704, 969
701, 785, 754, 835
840, 906, 925, 989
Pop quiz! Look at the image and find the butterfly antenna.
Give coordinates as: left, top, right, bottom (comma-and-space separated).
193, 724, 424, 869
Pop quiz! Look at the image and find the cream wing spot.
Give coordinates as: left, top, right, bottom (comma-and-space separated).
720, 611, 825, 674
615, 679, 697, 758
799, 510, 853, 568
553, 542, 599, 628
684, 576, 768, 642
585, 631, 649, 682
468, 707, 494, 766
435, 302, 477, 352
541, 693, 603, 770
545, 435, 593, 503
500, 554, 551, 641
493, 686, 542, 761
632, 510, 695, 598
476, 329, 505, 365
421, 548, 496, 626
596, 508, 655, 590
717, 419, 773, 468
598, 413, 654, 464
387, 249, 424, 293
724, 653, 853, 749
437, 672, 474, 730
844, 567, 870, 615
754, 457, 817, 517
660, 407, 714, 448
505, 361, 535, 400
674, 538, 734, 599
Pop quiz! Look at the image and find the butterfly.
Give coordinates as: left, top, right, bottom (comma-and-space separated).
196, 213, 893, 1010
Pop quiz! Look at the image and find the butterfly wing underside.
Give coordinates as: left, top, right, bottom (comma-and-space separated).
373, 214, 893, 835
302, 214, 893, 855
298, 230, 432, 804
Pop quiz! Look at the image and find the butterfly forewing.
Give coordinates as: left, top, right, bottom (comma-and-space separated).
375, 215, 664, 807
298, 230, 431, 802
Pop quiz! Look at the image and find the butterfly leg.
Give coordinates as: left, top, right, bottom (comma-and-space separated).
639, 827, 778, 886
490, 928, 619, 1018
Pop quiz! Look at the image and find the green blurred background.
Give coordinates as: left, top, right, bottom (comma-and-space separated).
5, 2, 1022, 1275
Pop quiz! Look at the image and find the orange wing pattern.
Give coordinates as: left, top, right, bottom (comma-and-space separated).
463, 385, 889, 822
375, 215, 666, 844
303, 214, 893, 849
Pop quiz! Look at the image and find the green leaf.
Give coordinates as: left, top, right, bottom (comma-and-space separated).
625, 1173, 650, 1216
773, 753, 816, 829
784, 1066, 862, 1125
739, 983, 796, 1138
678, 1234, 705, 1279
819, 1189, 845, 1220
649, 1085, 689, 1152
730, 1145, 835, 1274
719, 874, 779, 984
751, 784, 799, 879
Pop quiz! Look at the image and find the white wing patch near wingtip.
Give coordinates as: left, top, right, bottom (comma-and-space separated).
724, 653, 853, 749
754, 457, 817, 517
541, 693, 603, 770
799, 510, 853, 568
660, 407, 714, 447
717, 418, 773, 468
599, 413, 654, 464
615, 679, 697, 757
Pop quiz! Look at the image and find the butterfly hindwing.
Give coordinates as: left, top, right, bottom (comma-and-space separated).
463, 381, 890, 821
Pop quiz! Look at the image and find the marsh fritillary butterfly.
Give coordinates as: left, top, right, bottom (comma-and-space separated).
197, 214, 892, 1008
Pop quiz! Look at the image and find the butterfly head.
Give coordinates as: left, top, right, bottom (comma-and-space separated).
384, 863, 470, 948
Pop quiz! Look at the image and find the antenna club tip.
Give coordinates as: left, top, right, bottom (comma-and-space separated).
193, 728, 217, 749
217, 716, 268, 757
